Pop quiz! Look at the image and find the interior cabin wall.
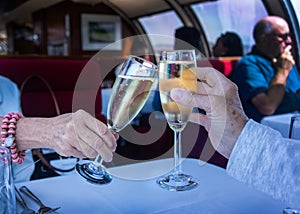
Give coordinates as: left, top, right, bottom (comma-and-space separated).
7, 0, 136, 57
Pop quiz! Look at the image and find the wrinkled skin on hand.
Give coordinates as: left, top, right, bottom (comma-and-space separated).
17, 110, 118, 162
170, 67, 248, 159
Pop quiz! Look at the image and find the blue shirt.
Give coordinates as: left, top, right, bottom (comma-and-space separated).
231, 49, 300, 122
0, 75, 34, 182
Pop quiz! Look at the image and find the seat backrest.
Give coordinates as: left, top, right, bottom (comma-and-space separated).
197, 57, 240, 77
0, 57, 104, 119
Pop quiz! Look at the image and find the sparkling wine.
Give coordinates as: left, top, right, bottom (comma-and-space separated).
107, 74, 155, 132
159, 61, 197, 132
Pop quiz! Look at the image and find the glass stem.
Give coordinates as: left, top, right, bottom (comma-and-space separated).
92, 155, 103, 168
173, 130, 182, 175
89, 127, 114, 168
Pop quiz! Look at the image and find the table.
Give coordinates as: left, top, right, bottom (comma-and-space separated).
15, 158, 286, 213
261, 112, 300, 139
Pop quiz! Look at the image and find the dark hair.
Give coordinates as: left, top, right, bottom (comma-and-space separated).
174, 26, 202, 52
220, 32, 243, 56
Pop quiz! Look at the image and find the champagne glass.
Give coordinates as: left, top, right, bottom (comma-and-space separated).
76, 55, 158, 185
157, 50, 198, 191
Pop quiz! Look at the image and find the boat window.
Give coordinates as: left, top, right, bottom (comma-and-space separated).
138, 11, 183, 53
291, 0, 300, 23
191, 0, 267, 55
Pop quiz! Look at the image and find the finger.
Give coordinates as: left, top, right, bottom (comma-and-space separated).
284, 45, 292, 54
195, 67, 225, 88
171, 88, 212, 113
114, 133, 120, 140
97, 146, 114, 162
62, 148, 85, 159
83, 136, 114, 161
195, 67, 230, 97
76, 133, 114, 162
74, 134, 98, 157
189, 112, 211, 129
55, 143, 87, 158
81, 115, 117, 151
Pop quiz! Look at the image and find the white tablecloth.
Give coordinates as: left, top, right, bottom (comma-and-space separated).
261, 113, 300, 139
16, 158, 286, 214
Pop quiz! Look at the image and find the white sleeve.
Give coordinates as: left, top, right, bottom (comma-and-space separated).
226, 119, 300, 209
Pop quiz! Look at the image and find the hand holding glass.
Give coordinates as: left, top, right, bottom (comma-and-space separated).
76, 55, 158, 185
157, 50, 198, 191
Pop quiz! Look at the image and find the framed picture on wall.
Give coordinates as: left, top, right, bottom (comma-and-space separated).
81, 14, 122, 51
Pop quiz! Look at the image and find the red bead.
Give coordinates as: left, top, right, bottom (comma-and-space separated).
1, 130, 7, 135
1, 112, 25, 165
17, 158, 24, 164
8, 124, 16, 129
10, 147, 17, 153
9, 118, 16, 123
12, 114, 19, 119
1, 124, 8, 129
7, 129, 16, 135
11, 153, 18, 159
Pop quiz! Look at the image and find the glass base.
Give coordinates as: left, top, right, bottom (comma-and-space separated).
157, 173, 198, 191
76, 162, 112, 185
283, 208, 300, 214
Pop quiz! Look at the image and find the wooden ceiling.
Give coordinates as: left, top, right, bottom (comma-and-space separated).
0, 0, 212, 30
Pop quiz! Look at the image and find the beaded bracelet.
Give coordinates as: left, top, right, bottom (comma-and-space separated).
1, 112, 26, 164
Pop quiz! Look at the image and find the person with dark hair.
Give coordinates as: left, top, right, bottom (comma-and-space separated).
212, 32, 243, 57
230, 16, 300, 122
174, 26, 204, 57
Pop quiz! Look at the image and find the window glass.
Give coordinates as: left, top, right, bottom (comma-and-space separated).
138, 11, 183, 53
291, 0, 300, 24
192, 0, 268, 55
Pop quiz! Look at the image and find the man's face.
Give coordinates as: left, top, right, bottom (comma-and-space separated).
264, 21, 292, 58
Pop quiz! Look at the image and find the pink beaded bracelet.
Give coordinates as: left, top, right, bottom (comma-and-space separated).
1, 112, 26, 164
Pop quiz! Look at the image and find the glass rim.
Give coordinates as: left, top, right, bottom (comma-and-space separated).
161, 49, 196, 55
127, 55, 158, 70
161, 49, 196, 52
160, 49, 196, 62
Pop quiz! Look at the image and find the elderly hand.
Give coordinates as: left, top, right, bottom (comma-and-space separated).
17, 110, 118, 162
170, 67, 248, 159
273, 45, 295, 74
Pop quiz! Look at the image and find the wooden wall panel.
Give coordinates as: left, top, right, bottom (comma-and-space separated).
32, 0, 136, 57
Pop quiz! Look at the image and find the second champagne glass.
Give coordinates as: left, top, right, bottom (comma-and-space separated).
76, 55, 158, 185
157, 50, 198, 191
